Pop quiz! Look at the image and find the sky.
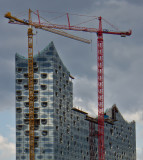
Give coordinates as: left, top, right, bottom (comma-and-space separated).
0, 0, 143, 159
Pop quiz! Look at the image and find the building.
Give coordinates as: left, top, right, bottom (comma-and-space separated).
15, 42, 136, 160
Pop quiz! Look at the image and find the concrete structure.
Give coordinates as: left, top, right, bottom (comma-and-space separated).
15, 42, 136, 160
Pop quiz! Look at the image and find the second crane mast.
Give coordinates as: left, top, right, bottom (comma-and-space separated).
5, 10, 131, 160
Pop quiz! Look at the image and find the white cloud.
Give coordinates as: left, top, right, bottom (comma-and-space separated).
0, 135, 15, 160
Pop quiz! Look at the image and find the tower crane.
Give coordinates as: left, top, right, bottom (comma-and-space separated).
5, 9, 131, 160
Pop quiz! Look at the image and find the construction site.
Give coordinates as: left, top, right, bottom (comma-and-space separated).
4, 9, 136, 160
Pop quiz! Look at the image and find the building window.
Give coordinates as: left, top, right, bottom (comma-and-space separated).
34, 68, 38, 73
25, 131, 29, 136
16, 91, 22, 95
41, 102, 48, 107
16, 68, 22, 72
41, 85, 47, 90
41, 119, 47, 125
16, 79, 22, 84
34, 79, 38, 84
24, 85, 28, 90
24, 102, 29, 107
34, 108, 39, 113
16, 108, 22, 113
33, 62, 37, 67
41, 73, 47, 79
42, 130, 48, 136
16, 96, 22, 101
24, 73, 28, 78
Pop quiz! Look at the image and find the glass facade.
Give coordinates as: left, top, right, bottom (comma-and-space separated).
15, 42, 136, 160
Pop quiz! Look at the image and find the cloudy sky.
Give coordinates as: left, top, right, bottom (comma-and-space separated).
0, 0, 143, 159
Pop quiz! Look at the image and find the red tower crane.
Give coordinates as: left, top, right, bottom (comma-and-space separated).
5, 10, 131, 160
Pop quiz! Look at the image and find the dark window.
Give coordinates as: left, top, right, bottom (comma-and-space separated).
34, 142, 38, 148
41, 85, 47, 90
34, 79, 38, 84
41, 73, 47, 79
46, 51, 53, 55
24, 85, 28, 90
34, 91, 39, 95
34, 96, 38, 102
24, 114, 29, 118
42, 130, 48, 136
41, 119, 47, 125
16, 96, 22, 101
16, 79, 22, 84
24, 73, 28, 78
16, 108, 22, 113
34, 108, 39, 113
34, 125, 39, 130
34, 68, 38, 73
16, 91, 22, 95
16, 68, 22, 72
24, 119, 29, 125
24, 102, 29, 107
41, 102, 48, 107
33, 62, 37, 67
16, 125, 23, 130
34, 136, 39, 141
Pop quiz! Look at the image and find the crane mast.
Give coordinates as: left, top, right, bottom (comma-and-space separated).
27, 9, 35, 160
5, 10, 131, 160
97, 16, 105, 160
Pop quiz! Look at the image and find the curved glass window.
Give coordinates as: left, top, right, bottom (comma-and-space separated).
25, 131, 29, 136
16, 74, 22, 78
41, 85, 47, 90
41, 73, 47, 79
40, 69, 53, 73
34, 108, 39, 113
42, 92, 53, 96
16, 96, 22, 102
16, 125, 23, 130
41, 63, 51, 67
42, 130, 48, 136
34, 103, 39, 107
33, 62, 37, 67
41, 97, 48, 101
24, 114, 29, 118
44, 149, 53, 153
34, 79, 38, 84
34, 96, 38, 102
34, 68, 38, 73
17, 149, 22, 153
34, 142, 38, 148
16, 79, 22, 84
17, 63, 27, 67
24, 85, 28, 90
24, 73, 28, 78
24, 148, 29, 153
37, 155, 43, 159
41, 102, 48, 107
24, 102, 29, 107
16, 91, 22, 95
37, 57, 47, 61
49, 46, 54, 51
24, 119, 29, 125
21, 156, 26, 160
46, 51, 53, 55
41, 114, 48, 118
16, 108, 22, 113
34, 125, 39, 130
16, 68, 22, 73
41, 119, 47, 125
16, 143, 21, 147
16, 132, 21, 136
16, 86, 22, 90
24, 92, 28, 96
